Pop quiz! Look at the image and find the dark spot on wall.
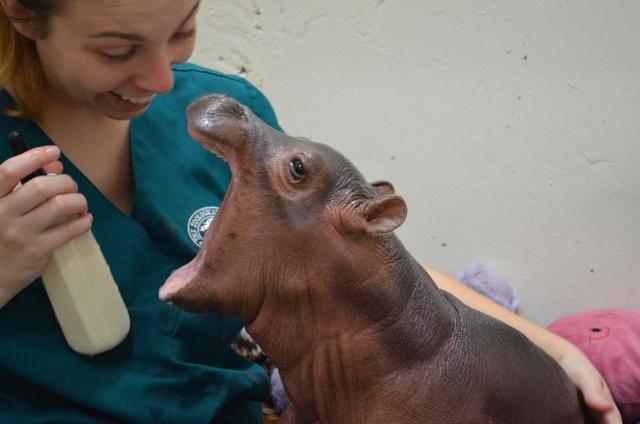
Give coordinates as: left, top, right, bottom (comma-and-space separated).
441, 243, 447, 247
228, 232, 237, 240
523, 54, 528, 60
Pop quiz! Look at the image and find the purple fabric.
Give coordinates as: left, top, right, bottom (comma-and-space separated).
270, 367, 290, 414
548, 308, 640, 423
458, 260, 520, 312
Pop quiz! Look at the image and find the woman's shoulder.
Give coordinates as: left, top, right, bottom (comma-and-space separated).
163, 63, 281, 131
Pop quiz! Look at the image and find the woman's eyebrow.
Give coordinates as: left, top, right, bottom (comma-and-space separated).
90, 31, 144, 41
175, 0, 200, 33
89, 0, 200, 41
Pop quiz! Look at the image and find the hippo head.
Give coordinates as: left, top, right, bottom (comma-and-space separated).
159, 94, 407, 323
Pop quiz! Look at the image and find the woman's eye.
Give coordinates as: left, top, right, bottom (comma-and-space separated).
171, 28, 196, 41
100, 47, 136, 62
289, 159, 305, 182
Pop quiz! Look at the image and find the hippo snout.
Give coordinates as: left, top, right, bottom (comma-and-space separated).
187, 95, 248, 138
185, 94, 254, 161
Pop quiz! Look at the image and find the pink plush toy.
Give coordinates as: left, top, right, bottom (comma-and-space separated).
548, 309, 640, 424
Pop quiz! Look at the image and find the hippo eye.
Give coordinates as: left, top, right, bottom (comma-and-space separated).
289, 159, 305, 182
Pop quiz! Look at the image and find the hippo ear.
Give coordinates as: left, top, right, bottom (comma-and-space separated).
371, 180, 395, 196
346, 194, 407, 235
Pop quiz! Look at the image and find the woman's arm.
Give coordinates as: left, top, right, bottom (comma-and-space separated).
426, 267, 622, 424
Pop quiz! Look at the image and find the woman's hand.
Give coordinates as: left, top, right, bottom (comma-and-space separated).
557, 344, 622, 424
0, 145, 92, 308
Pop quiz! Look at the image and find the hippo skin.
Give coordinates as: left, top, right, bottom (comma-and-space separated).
159, 94, 591, 424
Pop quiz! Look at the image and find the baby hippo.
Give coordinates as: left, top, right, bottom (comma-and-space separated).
159, 94, 591, 424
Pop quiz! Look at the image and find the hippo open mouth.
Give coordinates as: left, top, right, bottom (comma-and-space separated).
158, 250, 205, 302
158, 183, 230, 309
158, 95, 246, 311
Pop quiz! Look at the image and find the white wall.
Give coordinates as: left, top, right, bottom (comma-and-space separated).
192, 0, 640, 325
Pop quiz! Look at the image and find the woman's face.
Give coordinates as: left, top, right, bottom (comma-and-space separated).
35, 0, 199, 120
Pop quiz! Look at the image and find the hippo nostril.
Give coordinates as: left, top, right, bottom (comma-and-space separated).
590, 328, 602, 332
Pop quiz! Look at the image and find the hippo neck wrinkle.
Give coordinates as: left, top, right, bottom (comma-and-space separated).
371, 237, 457, 360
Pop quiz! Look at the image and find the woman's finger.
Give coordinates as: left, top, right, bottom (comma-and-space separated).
24, 192, 89, 232
43, 160, 64, 175
39, 213, 93, 253
581, 380, 622, 424
0, 146, 60, 197
5, 174, 78, 216
600, 409, 623, 424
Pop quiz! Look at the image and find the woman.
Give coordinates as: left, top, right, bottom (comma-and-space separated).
0, 0, 621, 422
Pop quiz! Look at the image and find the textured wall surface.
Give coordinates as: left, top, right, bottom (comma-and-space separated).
192, 0, 640, 325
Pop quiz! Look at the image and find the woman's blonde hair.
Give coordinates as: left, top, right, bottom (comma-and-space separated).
0, 0, 60, 119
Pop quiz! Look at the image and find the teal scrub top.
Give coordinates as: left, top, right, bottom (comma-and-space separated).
0, 63, 281, 423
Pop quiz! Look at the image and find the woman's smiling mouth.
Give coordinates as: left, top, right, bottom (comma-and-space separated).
110, 92, 156, 112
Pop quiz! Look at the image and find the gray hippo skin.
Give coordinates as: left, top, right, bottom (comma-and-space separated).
159, 94, 591, 424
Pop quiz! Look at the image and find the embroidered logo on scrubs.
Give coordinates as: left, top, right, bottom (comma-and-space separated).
187, 206, 219, 247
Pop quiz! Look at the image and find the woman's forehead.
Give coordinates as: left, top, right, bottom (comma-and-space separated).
61, 0, 199, 31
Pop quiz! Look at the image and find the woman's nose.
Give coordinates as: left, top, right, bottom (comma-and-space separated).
133, 52, 175, 94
